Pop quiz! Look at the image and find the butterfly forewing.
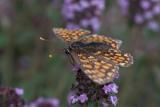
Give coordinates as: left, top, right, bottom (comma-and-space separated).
53, 28, 91, 43
71, 52, 119, 85
79, 34, 122, 49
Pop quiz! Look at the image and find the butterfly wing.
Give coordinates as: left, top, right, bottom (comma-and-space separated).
53, 28, 91, 44
79, 34, 122, 49
71, 51, 119, 85
94, 49, 133, 67
78, 34, 133, 67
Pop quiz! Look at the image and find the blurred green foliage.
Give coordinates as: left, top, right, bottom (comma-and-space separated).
0, 0, 160, 107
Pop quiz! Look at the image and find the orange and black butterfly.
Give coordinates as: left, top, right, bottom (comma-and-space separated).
53, 28, 133, 85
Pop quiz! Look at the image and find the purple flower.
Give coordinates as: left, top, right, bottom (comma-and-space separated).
102, 102, 109, 107
144, 11, 153, 19
70, 96, 79, 104
0, 87, 24, 107
80, 19, 90, 27
64, 0, 72, 4
118, 0, 129, 8
90, 17, 101, 32
15, 88, 24, 96
67, 91, 78, 104
78, 93, 88, 103
147, 21, 160, 31
25, 97, 60, 107
110, 96, 118, 106
140, 0, 151, 10
118, 0, 129, 15
103, 83, 118, 94
80, 17, 101, 33
91, 0, 105, 10
71, 4, 83, 12
49, 99, 59, 107
79, 1, 90, 9
66, 23, 80, 30
62, 5, 75, 19
118, 0, 160, 31
134, 14, 144, 24
151, 0, 159, 2
153, 4, 160, 14
62, 0, 105, 32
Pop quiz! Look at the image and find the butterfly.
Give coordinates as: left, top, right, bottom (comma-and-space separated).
53, 28, 133, 85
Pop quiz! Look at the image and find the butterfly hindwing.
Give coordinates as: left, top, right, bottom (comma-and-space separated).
71, 51, 119, 85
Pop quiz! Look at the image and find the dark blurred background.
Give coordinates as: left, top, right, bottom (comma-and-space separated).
0, 0, 160, 107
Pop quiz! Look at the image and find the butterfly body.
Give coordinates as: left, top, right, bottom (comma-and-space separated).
53, 28, 133, 85
70, 42, 110, 53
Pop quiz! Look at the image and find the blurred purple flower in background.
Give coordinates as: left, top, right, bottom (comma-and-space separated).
15, 88, 24, 96
147, 20, 159, 31
118, 0, 160, 31
62, 0, 105, 32
140, 0, 151, 10
66, 23, 81, 30
0, 87, 24, 107
24, 97, 59, 107
0, 0, 14, 28
134, 14, 144, 24
118, 0, 129, 15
